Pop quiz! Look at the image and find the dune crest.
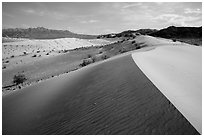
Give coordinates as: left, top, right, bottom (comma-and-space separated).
131, 45, 202, 134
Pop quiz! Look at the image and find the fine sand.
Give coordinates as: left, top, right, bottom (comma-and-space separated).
132, 45, 202, 134
3, 54, 199, 135
2, 37, 111, 59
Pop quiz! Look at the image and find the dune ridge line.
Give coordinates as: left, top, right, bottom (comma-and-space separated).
131, 45, 202, 134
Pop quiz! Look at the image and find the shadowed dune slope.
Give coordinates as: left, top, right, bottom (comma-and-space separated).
2, 55, 199, 135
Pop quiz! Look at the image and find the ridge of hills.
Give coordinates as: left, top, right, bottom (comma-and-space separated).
2, 27, 97, 39
2, 26, 202, 45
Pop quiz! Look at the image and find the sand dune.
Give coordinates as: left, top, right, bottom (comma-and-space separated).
133, 35, 188, 47
132, 45, 202, 134
3, 53, 198, 135
2, 37, 111, 58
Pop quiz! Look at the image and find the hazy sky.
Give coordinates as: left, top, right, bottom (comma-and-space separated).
2, 2, 202, 35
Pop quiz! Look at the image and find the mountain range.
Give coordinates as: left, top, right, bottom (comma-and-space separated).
2, 26, 202, 40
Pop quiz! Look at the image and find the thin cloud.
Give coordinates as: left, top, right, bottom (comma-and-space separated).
122, 3, 142, 9
184, 8, 201, 14
2, 12, 14, 18
21, 9, 36, 14
153, 14, 201, 26
81, 19, 99, 24
21, 8, 68, 20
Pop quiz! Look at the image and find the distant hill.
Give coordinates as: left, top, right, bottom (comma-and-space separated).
97, 29, 158, 38
2, 27, 97, 39
121, 29, 158, 35
149, 26, 202, 39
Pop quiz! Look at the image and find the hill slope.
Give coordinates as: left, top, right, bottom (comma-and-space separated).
149, 26, 202, 39
97, 29, 158, 38
2, 27, 97, 39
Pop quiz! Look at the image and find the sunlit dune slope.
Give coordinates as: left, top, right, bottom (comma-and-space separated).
132, 45, 202, 134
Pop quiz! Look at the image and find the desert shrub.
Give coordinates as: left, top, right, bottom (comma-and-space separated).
32, 54, 37, 57
79, 59, 92, 67
13, 73, 27, 85
101, 55, 109, 60
37, 50, 40, 53
11, 55, 14, 58
46, 53, 49, 55
87, 54, 92, 58
91, 57, 96, 63
2, 65, 6, 69
63, 50, 68, 53
99, 51, 103, 54
124, 34, 129, 37
121, 39, 125, 43
119, 49, 127, 53
132, 41, 136, 44
172, 39, 177, 42
135, 44, 141, 49
23, 52, 27, 55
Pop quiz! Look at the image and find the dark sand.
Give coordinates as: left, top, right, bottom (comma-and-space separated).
2, 55, 199, 135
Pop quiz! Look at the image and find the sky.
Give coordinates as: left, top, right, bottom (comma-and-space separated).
2, 2, 202, 35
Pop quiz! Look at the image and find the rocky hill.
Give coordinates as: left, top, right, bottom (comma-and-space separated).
97, 29, 158, 38
149, 26, 202, 39
2, 27, 97, 39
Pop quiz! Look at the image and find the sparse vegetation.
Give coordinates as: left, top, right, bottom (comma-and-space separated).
32, 54, 37, 57
13, 73, 27, 85
119, 49, 127, 53
63, 50, 69, 53
131, 41, 136, 44
172, 39, 177, 42
91, 56, 96, 63
101, 55, 109, 60
135, 44, 141, 49
79, 59, 92, 67
2, 65, 6, 69
87, 54, 92, 58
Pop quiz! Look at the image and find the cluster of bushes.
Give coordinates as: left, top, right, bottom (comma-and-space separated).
80, 53, 110, 67
79, 59, 93, 67
13, 73, 27, 85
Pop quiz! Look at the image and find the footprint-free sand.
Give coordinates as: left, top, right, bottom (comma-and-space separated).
3, 53, 199, 134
